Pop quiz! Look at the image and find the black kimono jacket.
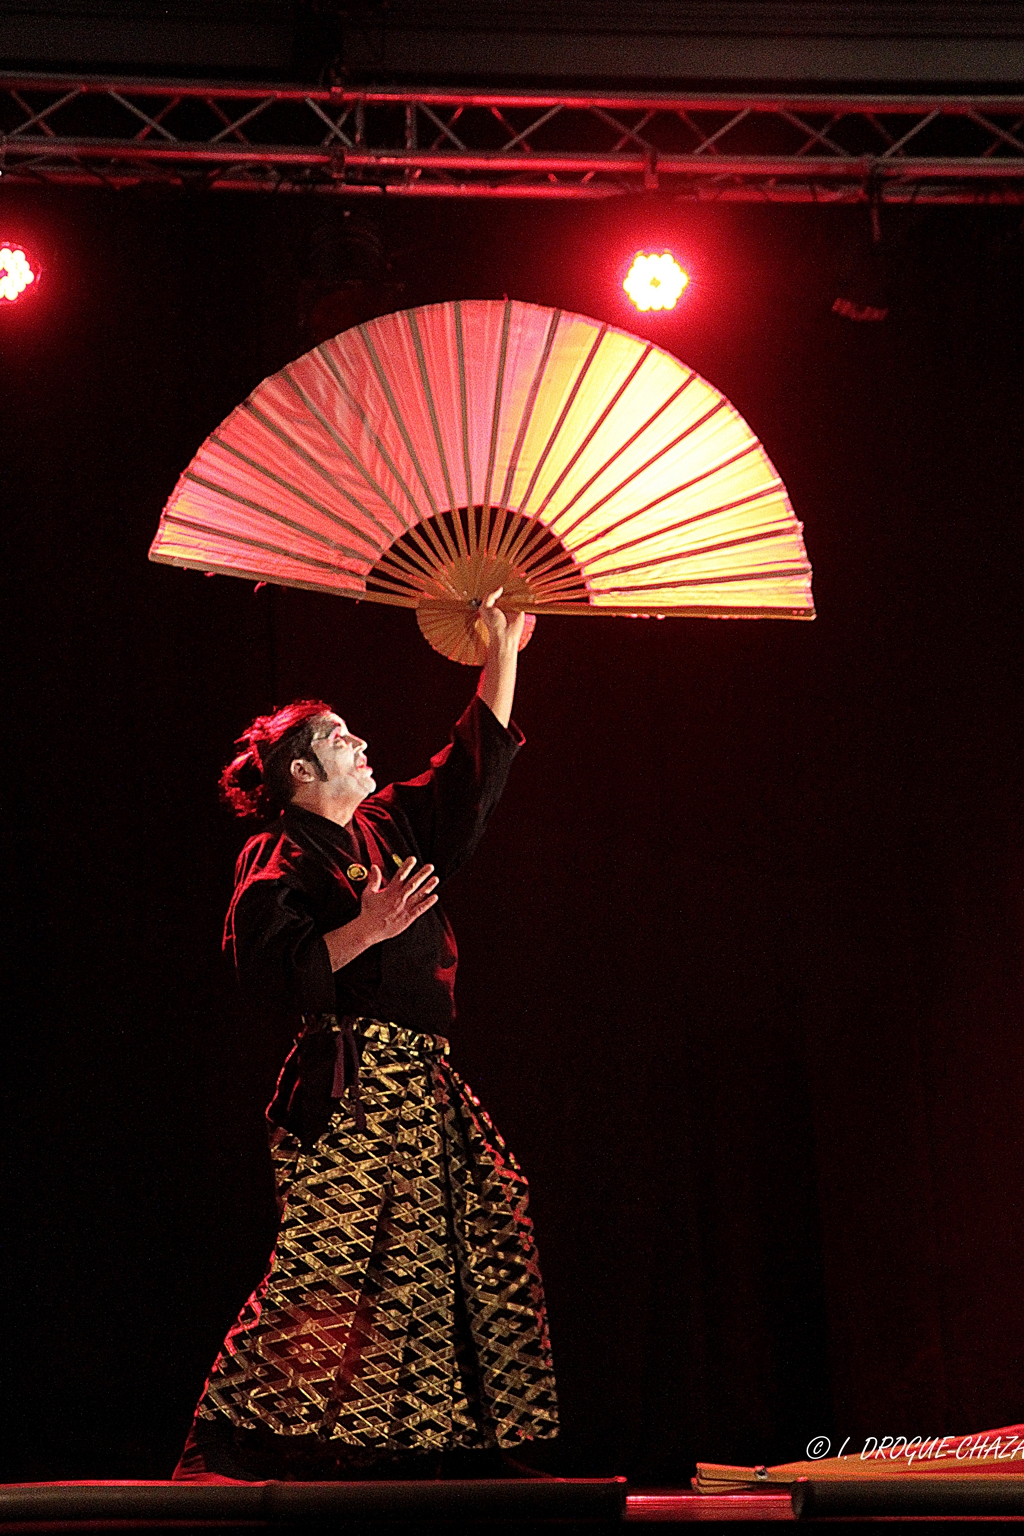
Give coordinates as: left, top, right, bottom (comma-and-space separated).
224, 696, 524, 1039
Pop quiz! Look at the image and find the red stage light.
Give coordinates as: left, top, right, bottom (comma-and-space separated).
0, 244, 37, 303
623, 251, 689, 312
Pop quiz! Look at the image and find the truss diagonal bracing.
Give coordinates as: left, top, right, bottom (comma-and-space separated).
3, 74, 1024, 202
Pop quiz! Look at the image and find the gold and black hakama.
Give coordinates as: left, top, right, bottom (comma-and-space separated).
192, 1022, 558, 1459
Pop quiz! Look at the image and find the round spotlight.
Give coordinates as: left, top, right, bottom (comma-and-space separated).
623, 251, 689, 312
0, 244, 38, 303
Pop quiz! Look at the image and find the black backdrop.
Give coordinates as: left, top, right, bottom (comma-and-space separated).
4, 186, 1023, 1483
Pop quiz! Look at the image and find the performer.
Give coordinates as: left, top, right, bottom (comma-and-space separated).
174, 592, 558, 1482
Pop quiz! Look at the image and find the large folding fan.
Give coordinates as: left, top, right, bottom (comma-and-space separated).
149, 299, 814, 663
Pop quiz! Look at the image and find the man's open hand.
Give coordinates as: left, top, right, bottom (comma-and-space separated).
357, 856, 439, 945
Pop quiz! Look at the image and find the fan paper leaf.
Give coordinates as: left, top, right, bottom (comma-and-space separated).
150, 299, 814, 662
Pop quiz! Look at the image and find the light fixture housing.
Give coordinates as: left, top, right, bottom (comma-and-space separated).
0, 244, 37, 302
624, 251, 689, 312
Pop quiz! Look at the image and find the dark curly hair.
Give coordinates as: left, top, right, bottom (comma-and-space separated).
219, 699, 333, 819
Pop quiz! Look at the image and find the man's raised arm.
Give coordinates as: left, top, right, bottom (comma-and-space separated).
475, 587, 527, 728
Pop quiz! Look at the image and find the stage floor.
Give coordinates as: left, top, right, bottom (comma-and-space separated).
8, 1481, 1024, 1527
0, 1481, 796, 1530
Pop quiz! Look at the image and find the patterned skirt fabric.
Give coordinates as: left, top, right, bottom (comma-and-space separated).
194, 1022, 559, 1453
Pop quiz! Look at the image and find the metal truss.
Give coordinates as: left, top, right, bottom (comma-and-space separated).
3, 73, 1024, 203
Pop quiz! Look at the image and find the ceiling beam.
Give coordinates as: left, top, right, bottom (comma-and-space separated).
4, 4, 1024, 86
3, 73, 1024, 203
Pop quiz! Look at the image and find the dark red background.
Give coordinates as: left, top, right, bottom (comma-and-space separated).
4, 187, 1023, 1482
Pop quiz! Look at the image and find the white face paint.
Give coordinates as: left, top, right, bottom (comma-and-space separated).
304, 713, 376, 801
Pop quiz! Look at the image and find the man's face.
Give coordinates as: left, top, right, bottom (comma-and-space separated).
304, 713, 376, 801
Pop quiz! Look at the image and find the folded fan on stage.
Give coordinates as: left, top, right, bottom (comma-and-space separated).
149, 299, 814, 662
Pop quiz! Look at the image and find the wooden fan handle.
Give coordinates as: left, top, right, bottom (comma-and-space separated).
417, 600, 536, 665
